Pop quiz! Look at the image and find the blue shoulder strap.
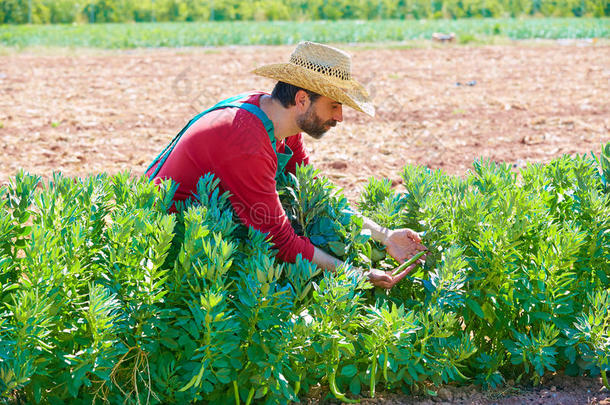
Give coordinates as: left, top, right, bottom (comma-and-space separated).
146, 96, 275, 180
226, 102, 275, 143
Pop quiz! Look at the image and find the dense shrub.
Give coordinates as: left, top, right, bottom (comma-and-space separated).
1, 144, 609, 403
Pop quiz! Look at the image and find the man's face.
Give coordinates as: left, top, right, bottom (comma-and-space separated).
296, 95, 343, 139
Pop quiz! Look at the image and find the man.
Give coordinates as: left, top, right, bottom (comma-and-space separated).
147, 41, 426, 289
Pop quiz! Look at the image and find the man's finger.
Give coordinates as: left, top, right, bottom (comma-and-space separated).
407, 229, 423, 243
375, 280, 394, 289
413, 242, 427, 252
368, 271, 393, 288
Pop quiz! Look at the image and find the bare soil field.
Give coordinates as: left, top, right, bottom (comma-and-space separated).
0, 42, 609, 404
0, 42, 608, 202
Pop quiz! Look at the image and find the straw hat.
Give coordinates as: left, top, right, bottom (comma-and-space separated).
253, 41, 375, 117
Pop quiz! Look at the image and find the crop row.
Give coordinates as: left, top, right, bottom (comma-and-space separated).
0, 144, 609, 404
0, 18, 608, 48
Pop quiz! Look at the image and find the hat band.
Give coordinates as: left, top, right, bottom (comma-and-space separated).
289, 55, 351, 81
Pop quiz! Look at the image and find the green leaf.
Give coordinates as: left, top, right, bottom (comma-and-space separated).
349, 375, 361, 395
33, 378, 42, 404
341, 364, 358, 378
531, 311, 552, 321
14, 238, 27, 248
353, 231, 371, 245
465, 298, 485, 319
328, 241, 347, 257
254, 386, 266, 399
407, 365, 418, 381
160, 336, 179, 350
215, 369, 231, 384
18, 210, 30, 224
202, 380, 214, 393
565, 346, 577, 364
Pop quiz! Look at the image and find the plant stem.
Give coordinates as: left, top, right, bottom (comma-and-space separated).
370, 356, 377, 398
233, 381, 239, 405
383, 347, 389, 383
414, 334, 429, 365
602, 370, 609, 390
245, 387, 255, 405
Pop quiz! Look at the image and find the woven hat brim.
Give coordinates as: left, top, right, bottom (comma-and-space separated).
253, 63, 375, 117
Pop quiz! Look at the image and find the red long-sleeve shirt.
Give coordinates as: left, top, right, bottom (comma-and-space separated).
148, 92, 315, 263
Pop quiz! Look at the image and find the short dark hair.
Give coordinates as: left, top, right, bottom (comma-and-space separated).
271, 81, 321, 108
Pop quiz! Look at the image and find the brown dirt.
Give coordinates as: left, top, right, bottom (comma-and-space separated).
0, 41, 609, 403
1, 42, 608, 202
305, 371, 609, 404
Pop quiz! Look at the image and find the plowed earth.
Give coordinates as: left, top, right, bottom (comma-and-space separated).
1, 43, 608, 201
0, 42, 609, 404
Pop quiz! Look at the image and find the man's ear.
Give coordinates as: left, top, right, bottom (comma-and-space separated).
294, 90, 310, 110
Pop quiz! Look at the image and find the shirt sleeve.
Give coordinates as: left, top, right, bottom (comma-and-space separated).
218, 146, 315, 263
284, 133, 310, 174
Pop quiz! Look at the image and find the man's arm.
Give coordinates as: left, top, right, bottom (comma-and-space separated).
311, 246, 343, 272
360, 216, 391, 245
311, 246, 420, 289
220, 146, 316, 264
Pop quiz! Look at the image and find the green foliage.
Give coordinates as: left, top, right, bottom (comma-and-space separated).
1, 18, 607, 48
278, 165, 372, 265
361, 144, 610, 387
1, 143, 609, 403
0, 0, 49, 24
567, 289, 610, 388
2, 0, 608, 23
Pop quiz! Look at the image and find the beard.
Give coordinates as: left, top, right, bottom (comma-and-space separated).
296, 105, 337, 139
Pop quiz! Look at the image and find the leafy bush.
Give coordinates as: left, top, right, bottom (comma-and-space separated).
1, 144, 609, 403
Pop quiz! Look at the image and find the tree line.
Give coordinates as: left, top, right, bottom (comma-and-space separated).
1, 0, 608, 24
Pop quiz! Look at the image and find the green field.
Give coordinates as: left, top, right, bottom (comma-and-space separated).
0, 18, 608, 48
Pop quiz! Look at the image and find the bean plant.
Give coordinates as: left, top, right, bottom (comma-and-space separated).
1, 143, 609, 404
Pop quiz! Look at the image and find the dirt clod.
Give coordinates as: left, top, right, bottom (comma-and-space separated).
437, 388, 453, 402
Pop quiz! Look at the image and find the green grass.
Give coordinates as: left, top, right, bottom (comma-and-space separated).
0, 18, 608, 48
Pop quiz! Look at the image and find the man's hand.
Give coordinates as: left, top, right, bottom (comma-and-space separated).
384, 228, 427, 265
359, 216, 427, 267
365, 264, 418, 289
